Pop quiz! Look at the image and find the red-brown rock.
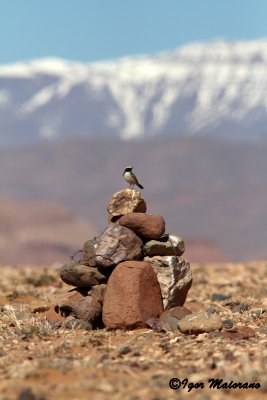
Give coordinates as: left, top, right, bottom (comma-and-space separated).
107, 189, 146, 217
83, 224, 143, 269
51, 288, 102, 327
221, 326, 256, 340
45, 306, 65, 327
102, 261, 163, 329
118, 212, 165, 239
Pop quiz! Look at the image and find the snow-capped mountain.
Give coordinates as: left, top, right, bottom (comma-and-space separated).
1, 39, 267, 145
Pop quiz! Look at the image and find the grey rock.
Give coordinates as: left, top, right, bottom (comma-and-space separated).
178, 311, 223, 334
144, 255, 192, 309
211, 293, 231, 302
83, 224, 143, 269
60, 261, 107, 287
206, 306, 216, 314
222, 319, 234, 330
144, 235, 185, 257
232, 303, 250, 313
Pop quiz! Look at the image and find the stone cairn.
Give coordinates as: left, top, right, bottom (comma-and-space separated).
46, 188, 193, 331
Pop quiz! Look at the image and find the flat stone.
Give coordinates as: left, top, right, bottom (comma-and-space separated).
118, 212, 165, 239
144, 235, 185, 256
178, 311, 223, 334
83, 224, 143, 269
221, 326, 256, 340
60, 261, 107, 287
211, 293, 231, 302
107, 189, 146, 217
144, 255, 192, 309
102, 261, 163, 329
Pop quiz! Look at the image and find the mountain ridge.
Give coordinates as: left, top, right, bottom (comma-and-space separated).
1, 39, 267, 144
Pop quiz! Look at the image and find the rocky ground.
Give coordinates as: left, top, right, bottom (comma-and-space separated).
0, 261, 266, 400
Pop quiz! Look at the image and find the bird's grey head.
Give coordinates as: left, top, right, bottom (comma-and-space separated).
124, 166, 133, 172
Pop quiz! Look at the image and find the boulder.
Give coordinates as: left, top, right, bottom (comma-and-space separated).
144, 234, 185, 257
102, 261, 163, 329
118, 212, 165, 239
60, 261, 107, 287
83, 224, 143, 269
144, 256, 192, 309
107, 189, 146, 217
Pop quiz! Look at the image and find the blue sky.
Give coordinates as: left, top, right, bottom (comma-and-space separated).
1, 0, 267, 63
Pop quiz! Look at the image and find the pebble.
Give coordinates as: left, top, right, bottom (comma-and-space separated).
222, 319, 234, 330
232, 303, 250, 313
211, 293, 231, 302
117, 345, 132, 355
206, 306, 216, 314
251, 308, 264, 317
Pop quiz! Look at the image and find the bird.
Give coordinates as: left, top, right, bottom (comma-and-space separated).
123, 166, 144, 189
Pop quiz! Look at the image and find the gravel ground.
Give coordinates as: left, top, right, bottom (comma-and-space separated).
0, 261, 266, 400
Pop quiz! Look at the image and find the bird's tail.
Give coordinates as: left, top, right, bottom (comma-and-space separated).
137, 182, 144, 189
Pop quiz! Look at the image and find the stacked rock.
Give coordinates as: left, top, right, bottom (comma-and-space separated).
46, 188, 193, 330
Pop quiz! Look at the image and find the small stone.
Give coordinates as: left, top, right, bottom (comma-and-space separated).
232, 303, 250, 313
222, 319, 234, 330
107, 189, 146, 217
83, 224, 143, 269
178, 311, 223, 334
206, 306, 216, 314
60, 261, 107, 287
118, 212, 165, 239
102, 261, 163, 329
144, 235, 185, 256
145, 256, 192, 309
117, 345, 132, 355
211, 293, 231, 302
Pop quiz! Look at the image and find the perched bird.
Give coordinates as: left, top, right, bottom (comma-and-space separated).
123, 166, 144, 189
